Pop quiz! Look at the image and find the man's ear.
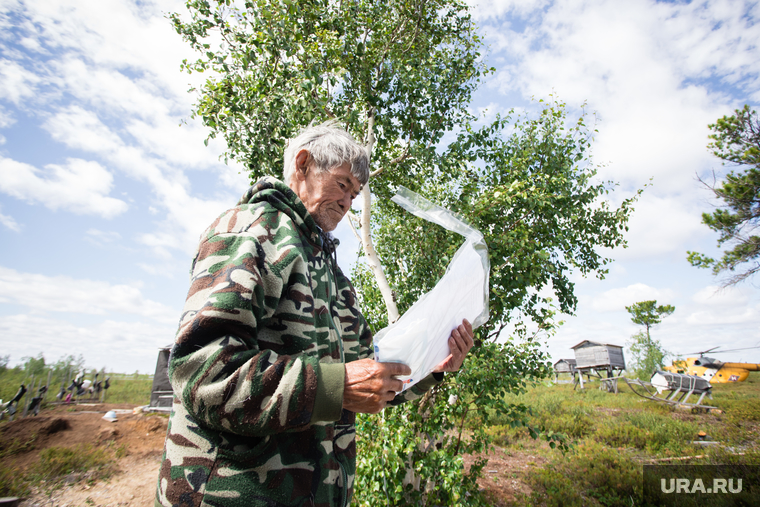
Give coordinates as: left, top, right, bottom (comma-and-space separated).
294, 149, 310, 180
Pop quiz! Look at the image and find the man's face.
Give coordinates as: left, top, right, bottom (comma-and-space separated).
297, 160, 362, 232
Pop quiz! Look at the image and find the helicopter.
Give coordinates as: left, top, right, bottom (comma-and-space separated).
664, 345, 760, 383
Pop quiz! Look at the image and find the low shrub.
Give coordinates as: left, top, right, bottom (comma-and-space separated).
595, 411, 697, 454
721, 398, 760, 424
705, 445, 760, 465
483, 424, 528, 447
541, 404, 594, 439
524, 440, 642, 507
572, 386, 613, 405
532, 393, 565, 416
489, 390, 596, 441
594, 421, 649, 450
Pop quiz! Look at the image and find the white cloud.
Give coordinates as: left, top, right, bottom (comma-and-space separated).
471, 101, 508, 124
4, 0, 201, 111
0, 105, 15, 128
48, 57, 175, 121
0, 58, 40, 104
41, 106, 234, 255
589, 282, 675, 313
480, 0, 758, 190
471, 1, 760, 271
0, 266, 178, 325
42, 105, 124, 153
684, 305, 759, 327
682, 285, 759, 327
0, 156, 128, 217
137, 262, 179, 278
0, 0, 249, 265
138, 232, 178, 261
0, 313, 173, 373
467, 0, 549, 20
123, 115, 240, 171
85, 228, 122, 246
0, 205, 21, 232
607, 193, 709, 262
691, 285, 750, 307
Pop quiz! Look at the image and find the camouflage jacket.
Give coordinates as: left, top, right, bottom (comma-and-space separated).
156, 177, 440, 507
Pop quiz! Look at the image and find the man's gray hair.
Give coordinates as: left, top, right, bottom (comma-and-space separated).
283, 122, 370, 186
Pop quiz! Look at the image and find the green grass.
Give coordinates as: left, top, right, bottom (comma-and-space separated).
522, 441, 642, 507
0, 369, 155, 409
0, 433, 40, 497
484, 374, 760, 506
594, 411, 698, 454
102, 377, 154, 404
0, 433, 38, 458
0, 442, 127, 498
0, 368, 154, 498
0, 461, 30, 498
31, 442, 125, 483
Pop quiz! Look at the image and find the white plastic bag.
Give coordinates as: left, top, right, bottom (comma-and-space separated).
373, 186, 490, 390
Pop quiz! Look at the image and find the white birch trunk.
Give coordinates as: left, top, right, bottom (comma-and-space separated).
359, 184, 400, 323
361, 111, 400, 323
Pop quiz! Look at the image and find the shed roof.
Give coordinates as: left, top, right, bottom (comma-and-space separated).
570, 340, 624, 350
553, 358, 577, 366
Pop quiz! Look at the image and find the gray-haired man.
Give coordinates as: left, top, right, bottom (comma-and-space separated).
156, 122, 473, 507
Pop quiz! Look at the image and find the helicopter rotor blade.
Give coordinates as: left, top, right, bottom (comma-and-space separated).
681, 344, 760, 356
700, 345, 760, 354
684, 346, 721, 356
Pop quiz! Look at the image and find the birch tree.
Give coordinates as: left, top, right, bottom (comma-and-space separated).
170, 0, 641, 503
171, 0, 487, 321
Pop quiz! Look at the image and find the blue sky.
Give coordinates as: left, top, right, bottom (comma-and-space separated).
0, 0, 758, 374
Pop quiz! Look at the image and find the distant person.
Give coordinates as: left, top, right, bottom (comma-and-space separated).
155, 122, 473, 507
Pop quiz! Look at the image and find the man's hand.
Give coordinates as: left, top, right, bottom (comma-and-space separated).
343, 359, 411, 414
433, 319, 474, 373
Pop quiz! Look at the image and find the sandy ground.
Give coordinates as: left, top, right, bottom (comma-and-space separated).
463, 448, 546, 506
1, 404, 537, 506
1, 403, 167, 507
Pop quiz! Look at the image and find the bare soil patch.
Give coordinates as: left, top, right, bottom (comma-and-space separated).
3, 404, 533, 506
1, 403, 167, 507
464, 447, 547, 506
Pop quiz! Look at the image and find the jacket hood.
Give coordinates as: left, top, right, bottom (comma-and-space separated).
237, 176, 339, 251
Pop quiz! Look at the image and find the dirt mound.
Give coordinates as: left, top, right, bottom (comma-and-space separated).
0, 416, 70, 450
1, 404, 166, 468
0, 404, 168, 506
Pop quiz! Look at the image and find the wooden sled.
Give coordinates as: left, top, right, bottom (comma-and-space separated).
623, 372, 718, 411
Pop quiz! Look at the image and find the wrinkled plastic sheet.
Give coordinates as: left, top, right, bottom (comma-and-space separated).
373, 186, 490, 390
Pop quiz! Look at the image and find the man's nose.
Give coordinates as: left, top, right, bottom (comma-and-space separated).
339, 192, 352, 210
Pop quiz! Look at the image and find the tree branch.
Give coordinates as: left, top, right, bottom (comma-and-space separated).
346, 211, 362, 243
369, 147, 411, 178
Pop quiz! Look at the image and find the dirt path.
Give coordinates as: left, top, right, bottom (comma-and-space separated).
22, 452, 162, 507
